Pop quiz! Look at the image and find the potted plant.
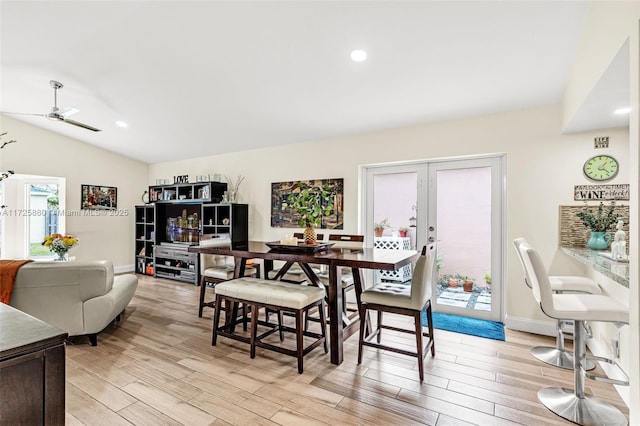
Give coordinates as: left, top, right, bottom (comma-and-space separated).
438, 273, 452, 288
398, 227, 410, 237
374, 218, 391, 237
286, 181, 335, 244
462, 275, 475, 292
484, 272, 491, 286
448, 273, 461, 288
576, 201, 619, 250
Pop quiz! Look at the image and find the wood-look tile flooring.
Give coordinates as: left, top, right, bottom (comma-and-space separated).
64, 275, 629, 425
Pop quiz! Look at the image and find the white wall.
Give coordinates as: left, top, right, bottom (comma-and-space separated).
563, 4, 640, 420
150, 103, 630, 326
0, 115, 149, 269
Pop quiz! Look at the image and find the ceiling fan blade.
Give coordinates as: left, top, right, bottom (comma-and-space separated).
63, 118, 101, 132
1, 111, 47, 117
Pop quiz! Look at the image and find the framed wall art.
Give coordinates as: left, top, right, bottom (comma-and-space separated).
81, 184, 118, 210
271, 178, 344, 229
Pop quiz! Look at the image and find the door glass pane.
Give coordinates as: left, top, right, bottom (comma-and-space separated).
29, 183, 60, 258
436, 167, 492, 312
372, 172, 417, 283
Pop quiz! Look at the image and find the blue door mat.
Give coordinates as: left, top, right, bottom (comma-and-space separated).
422, 311, 505, 341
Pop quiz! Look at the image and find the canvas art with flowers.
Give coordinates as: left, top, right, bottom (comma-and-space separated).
42, 233, 79, 260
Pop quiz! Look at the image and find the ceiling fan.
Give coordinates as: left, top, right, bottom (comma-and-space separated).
2, 80, 101, 132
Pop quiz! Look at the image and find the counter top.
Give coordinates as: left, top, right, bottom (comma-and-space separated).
559, 246, 629, 288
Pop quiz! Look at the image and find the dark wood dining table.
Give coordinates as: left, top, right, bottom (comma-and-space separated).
189, 240, 419, 365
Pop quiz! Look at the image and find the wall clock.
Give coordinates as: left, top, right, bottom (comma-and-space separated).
583, 155, 619, 181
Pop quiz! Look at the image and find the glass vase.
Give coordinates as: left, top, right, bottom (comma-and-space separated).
54, 252, 68, 261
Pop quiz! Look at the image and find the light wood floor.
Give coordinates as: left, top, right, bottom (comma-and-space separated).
64, 275, 629, 425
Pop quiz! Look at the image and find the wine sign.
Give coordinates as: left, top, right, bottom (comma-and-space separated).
574, 184, 629, 201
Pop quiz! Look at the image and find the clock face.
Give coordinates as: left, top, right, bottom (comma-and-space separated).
583, 155, 619, 181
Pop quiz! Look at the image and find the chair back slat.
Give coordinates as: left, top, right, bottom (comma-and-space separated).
410, 243, 437, 308
293, 232, 324, 241
328, 234, 364, 250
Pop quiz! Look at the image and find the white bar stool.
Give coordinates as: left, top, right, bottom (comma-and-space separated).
520, 242, 629, 426
514, 238, 600, 370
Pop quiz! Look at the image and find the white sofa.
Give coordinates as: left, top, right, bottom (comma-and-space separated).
10, 260, 138, 346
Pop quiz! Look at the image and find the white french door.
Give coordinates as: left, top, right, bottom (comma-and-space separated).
362, 155, 505, 322
427, 156, 504, 321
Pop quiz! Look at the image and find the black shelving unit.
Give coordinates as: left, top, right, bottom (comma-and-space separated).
148, 181, 227, 203
134, 205, 155, 275
138, 179, 249, 285
201, 203, 249, 242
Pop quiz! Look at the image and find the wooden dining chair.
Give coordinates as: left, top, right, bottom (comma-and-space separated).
318, 234, 365, 321
198, 233, 259, 319
357, 243, 437, 382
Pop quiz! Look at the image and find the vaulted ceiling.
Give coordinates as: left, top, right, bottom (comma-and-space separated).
1, 1, 624, 164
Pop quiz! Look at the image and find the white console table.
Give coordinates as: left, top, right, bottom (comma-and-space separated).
374, 236, 412, 282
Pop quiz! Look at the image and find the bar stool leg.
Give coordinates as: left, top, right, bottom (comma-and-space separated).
538, 320, 628, 426
531, 319, 595, 370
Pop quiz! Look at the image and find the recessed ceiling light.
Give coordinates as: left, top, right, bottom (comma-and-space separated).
350, 49, 367, 62
115, 121, 128, 128
614, 107, 631, 115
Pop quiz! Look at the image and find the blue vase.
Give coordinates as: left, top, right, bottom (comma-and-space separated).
587, 231, 611, 250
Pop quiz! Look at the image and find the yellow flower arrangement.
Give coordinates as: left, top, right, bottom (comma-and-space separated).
42, 233, 79, 260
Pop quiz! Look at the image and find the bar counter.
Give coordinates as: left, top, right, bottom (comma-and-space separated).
559, 246, 629, 288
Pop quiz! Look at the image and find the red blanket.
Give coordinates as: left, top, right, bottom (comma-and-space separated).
0, 260, 33, 304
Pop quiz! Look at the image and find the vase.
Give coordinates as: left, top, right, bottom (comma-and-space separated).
54, 252, 68, 261
303, 226, 317, 245
587, 231, 611, 250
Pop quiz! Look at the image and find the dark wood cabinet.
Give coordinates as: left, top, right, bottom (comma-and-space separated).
134, 198, 249, 285
0, 304, 67, 425
137, 181, 249, 285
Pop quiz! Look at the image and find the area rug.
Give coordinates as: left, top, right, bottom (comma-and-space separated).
422, 311, 505, 341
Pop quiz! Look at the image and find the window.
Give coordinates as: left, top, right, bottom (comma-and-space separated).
0, 175, 65, 259
28, 183, 61, 258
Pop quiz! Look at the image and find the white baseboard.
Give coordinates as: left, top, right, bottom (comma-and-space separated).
115, 264, 135, 274
504, 314, 556, 336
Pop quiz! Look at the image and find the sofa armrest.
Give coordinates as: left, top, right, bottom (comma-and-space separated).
83, 273, 138, 334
